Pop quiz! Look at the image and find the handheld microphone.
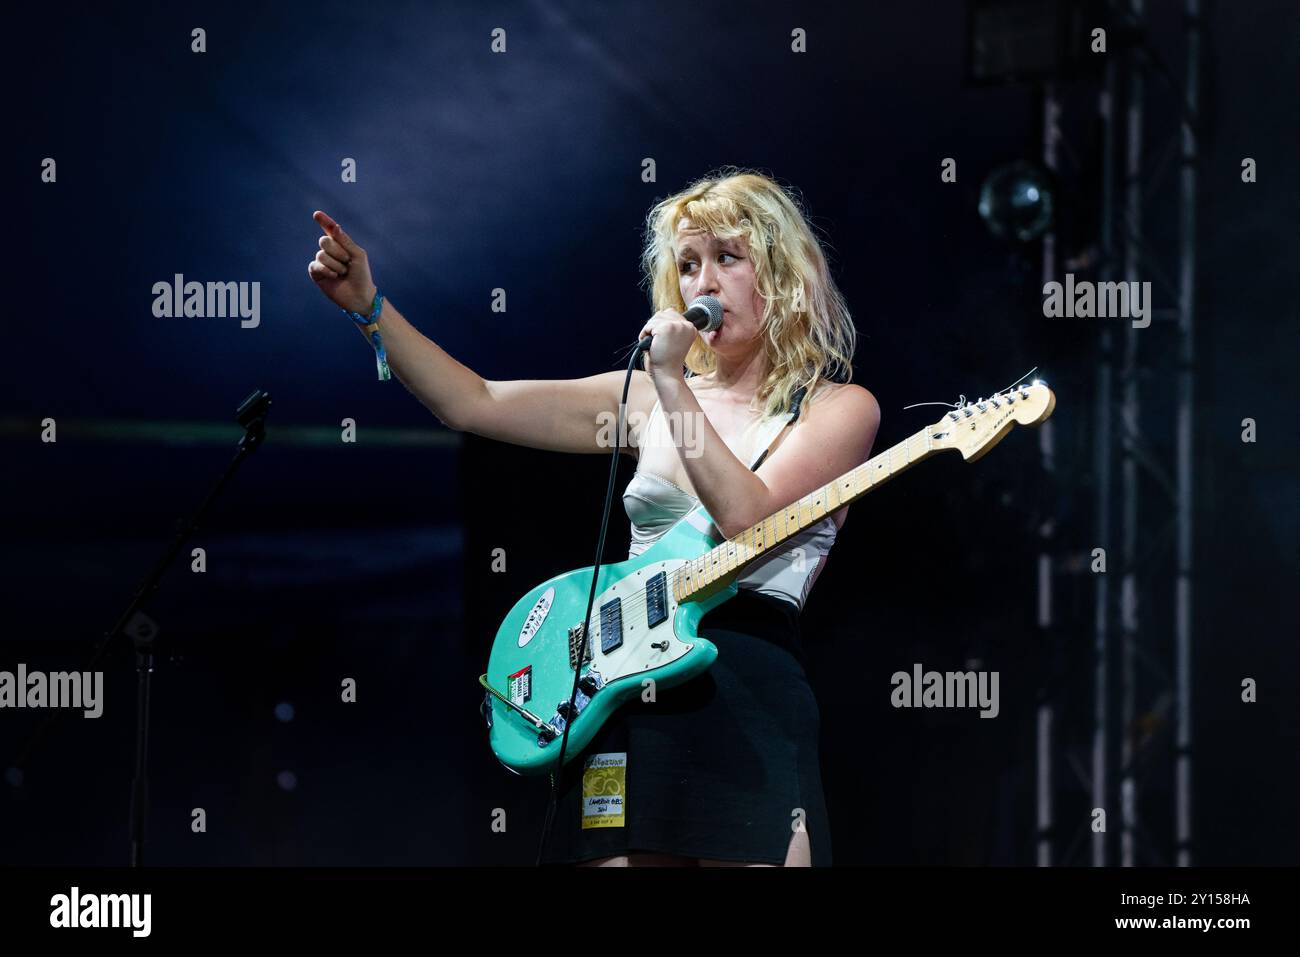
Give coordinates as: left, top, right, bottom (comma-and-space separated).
640, 295, 723, 352
631, 295, 722, 374
682, 295, 724, 332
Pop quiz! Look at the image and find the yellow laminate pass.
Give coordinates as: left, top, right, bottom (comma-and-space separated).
581, 752, 626, 829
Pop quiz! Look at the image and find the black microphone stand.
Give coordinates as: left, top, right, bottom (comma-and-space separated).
8, 389, 271, 867
121, 389, 272, 866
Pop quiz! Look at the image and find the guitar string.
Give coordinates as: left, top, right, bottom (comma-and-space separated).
575, 432, 925, 661
587, 441, 871, 649
603, 426, 935, 645
574, 386, 1030, 664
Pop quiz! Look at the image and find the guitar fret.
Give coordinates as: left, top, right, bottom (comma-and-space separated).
681, 403, 1013, 598
676, 428, 945, 600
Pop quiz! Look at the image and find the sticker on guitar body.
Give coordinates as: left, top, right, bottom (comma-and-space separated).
581, 752, 627, 828
507, 665, 532, 707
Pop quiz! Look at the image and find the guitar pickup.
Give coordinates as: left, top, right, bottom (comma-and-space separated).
599, 598, 624, 653
645, 571, 668, 629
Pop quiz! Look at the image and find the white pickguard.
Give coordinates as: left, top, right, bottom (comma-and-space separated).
587, 559, 695, 682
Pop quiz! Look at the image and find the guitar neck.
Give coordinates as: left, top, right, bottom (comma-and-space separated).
673, 426, 938, 601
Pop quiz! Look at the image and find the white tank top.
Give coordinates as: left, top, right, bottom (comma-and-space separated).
622, 384, 838, 611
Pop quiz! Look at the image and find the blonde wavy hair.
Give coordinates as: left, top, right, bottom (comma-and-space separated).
640, 166, 857, 425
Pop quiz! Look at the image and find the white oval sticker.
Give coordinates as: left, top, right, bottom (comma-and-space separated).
518, 586, 555, 647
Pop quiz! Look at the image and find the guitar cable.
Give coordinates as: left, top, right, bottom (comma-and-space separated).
535, 336, 651, 867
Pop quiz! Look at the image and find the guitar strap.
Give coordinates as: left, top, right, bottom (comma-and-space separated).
680, 382, 813, 540
749, 383, 808, 472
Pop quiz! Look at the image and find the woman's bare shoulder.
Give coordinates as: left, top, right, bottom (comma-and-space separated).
811, 380, 878, 409
802, 382, 881, 439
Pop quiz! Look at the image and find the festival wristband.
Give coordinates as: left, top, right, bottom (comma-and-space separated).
342, 291, 390, 381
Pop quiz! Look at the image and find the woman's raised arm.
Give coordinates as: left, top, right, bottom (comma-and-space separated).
308, 210, 653, 455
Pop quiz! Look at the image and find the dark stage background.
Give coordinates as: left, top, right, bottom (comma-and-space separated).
3, 0, 1298, 866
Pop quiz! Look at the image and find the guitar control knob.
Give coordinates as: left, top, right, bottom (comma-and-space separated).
556, 701, 578, 720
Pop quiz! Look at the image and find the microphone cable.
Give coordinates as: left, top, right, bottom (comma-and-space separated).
532, 296, 719, 866
535, 335, 650, 867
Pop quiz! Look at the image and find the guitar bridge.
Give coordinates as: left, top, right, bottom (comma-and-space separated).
568, 621, 593, 668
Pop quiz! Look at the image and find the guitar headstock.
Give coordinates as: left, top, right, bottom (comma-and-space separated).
928, 380, 1056, 462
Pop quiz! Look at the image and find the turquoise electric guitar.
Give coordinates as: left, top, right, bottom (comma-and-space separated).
479, 380, 1056, 775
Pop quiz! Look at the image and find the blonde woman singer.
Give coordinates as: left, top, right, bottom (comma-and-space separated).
308, 168, 880, 867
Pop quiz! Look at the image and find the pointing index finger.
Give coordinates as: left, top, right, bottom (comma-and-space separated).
313, 210, 359, 255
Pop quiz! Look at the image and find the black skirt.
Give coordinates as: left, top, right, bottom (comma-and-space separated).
539, 588, 832, 866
